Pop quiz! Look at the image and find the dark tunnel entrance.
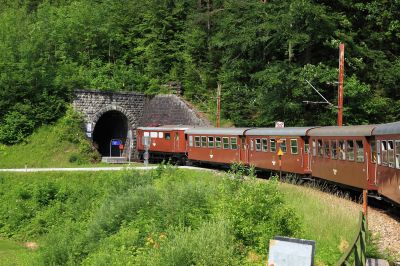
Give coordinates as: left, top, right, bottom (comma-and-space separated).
92, 110, 128, 157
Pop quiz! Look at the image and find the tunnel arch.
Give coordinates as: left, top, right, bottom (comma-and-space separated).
92, 108, 131, 157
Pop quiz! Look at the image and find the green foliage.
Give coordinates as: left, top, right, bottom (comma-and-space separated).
0, 107, 100, 168
1, 0, 400, 140
0, 169, 307, 265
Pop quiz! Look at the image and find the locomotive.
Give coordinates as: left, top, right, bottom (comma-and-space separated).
136, 122, 400, 206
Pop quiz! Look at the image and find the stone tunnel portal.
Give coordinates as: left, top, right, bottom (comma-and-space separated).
92, 110, 128, 157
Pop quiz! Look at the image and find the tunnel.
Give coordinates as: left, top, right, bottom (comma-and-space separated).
92, 110, 128, 157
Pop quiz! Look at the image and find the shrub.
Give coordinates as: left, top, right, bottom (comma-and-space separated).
136, 220, 239, 266
220, 179, 303, 253
0, 110, 35, 145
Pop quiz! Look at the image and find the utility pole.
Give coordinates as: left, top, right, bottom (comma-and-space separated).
216, 83, 221, 127
338, 43, 344, 126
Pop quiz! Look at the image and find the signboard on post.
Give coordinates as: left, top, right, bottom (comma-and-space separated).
110, 139, 122, 157
275, 121, 285, 128
268, 236, 315, 266
143, 136, 151, 166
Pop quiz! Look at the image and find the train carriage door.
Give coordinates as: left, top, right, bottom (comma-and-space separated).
240, 136, 248, 164
367, 137, 378, 189
302, 137, 311, 172
174, 131, 180, 152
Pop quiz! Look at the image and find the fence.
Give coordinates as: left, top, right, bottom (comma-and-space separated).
335, 211, 367, 266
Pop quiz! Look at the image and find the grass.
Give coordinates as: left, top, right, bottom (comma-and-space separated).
0, 111, 148, 169
277, 181, 360, 266
0, 239, 34, 266
0, 124, 84, 168
0, 167, 366, 266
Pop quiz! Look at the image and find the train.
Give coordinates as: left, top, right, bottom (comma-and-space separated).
136, 122, 400, 206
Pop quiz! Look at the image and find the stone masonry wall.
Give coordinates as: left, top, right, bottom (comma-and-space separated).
73, 90, 210, 159
73, 90, 146, 132
139, 94, 211, 127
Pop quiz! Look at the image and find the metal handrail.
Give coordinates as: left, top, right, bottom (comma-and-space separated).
335, 211, 367, 266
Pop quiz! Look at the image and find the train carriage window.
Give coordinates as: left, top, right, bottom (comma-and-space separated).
208, 137, 214, 148
317, 140, 323, 157
388, 140, 395, 167
230, 137, 238, 149
223, 137, 229, 149
381, 141, 388, 166
255, 139, 261, 151
312, 140, 316, 156
215, 137, 222, 149
377, 140, 381, 164
331, 140, 338, 159
396, 140, 400, 169
159, 132, 164, 138
304, 139, 309, 154
323, 141, 330, 158
280, 139, 287, 153
194, 136, 200, 147
189, 136, 193, 147
290, 139, 298, 154
262, 138, 268, 152
250, 139, 254, 151
339, 140, 346, 160
347, 140, 355, 161
356, 140, 364, 162
270, 139, 276, 152
201, 136, 207, 147
370, 140, 377, 163
175, 133, 179, 141
165, 133, 171, 140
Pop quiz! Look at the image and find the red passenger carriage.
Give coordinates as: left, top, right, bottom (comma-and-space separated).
372, 122, 400, 204
136, 125, 190, 163
308, 125, 378, 191
185, 128, 250, 165
244, 127, 315, 174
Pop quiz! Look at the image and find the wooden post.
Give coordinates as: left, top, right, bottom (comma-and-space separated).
216, 83, 221, 127
362, 189, 368, 219
338, 43, 344, 126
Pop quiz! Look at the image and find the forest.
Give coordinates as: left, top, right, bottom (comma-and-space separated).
0, 0, 400, 144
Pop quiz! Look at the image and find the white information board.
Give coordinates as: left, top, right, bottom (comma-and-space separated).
268, 236, 315, 266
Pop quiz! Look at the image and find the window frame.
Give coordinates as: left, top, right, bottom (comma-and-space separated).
165, 132, 171, 140
270, 138, 276, 152
388, 140, 395, 167
356, 140, 364, 163
346, 140, 355, 161
201, 136, 207, 147
215, 137, 222, 149
222, 137, 230, 149
338, 140, 346, 160
312, 140, 316, 157
262, 138, 268, 152
250, 139, 254, 151
396, 140, 400, 169
331, 140, 338, 160
381, 140, 388, 166
290, 139, 298, 154
255, 138, 261, 151
323, 140, 330, 158
317, 139, 323, 158
194, 136, 200, 147
230, 137, 238, 150
280, 139, 287, 153
189, 135, 193, 147
208, 136, 214, 148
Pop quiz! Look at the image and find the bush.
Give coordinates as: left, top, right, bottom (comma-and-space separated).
57, 106, 100, 163
0, 110, 35, 145
218, 179, 303, 253
136, 220, 239, 266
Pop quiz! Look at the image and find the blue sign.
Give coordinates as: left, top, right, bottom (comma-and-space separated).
111, 140, 121, 146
